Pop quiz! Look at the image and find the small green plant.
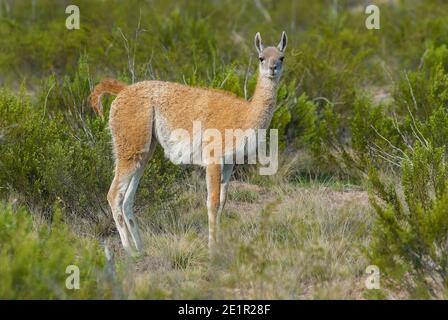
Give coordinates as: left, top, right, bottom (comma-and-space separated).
229, 189, 259, 203
0, 202, 113, 299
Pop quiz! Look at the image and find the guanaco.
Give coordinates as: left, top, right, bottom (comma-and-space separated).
90, 32, 287, 254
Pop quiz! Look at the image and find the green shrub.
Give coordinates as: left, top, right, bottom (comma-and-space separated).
0, 202, 113, 299
368, 143, 448, 298
229, 189, 259, 203
331, 45, 448, 176
0, 58, 181, 225
341, 44, 448, 298
271, 91, 317, 150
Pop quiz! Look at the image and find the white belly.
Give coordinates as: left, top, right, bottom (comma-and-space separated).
154, 112, 258, 166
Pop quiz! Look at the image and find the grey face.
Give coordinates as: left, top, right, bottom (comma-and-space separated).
254, 31, 287, 80
258, 46, 284, 79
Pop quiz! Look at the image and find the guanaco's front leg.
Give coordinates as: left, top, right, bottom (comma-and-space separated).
206, 164, 221, 251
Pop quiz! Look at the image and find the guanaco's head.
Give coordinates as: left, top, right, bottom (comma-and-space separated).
254, 31, 287, 81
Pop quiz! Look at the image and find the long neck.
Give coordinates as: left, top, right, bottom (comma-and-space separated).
249, 75, 279, 129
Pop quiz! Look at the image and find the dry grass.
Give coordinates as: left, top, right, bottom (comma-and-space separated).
102, 169, 375, 299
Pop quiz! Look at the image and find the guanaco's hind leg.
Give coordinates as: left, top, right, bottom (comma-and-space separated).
107, 150, 152, 254
107, 90, 155, 254
107, 162, 136, 255
122, 142, 156, 251
206, 164, 222, 251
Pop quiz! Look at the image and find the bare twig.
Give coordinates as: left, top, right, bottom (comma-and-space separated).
118, 10, 146, 83
404, 72, 429, 148
42, 81, 55, 119
244, 56, 253, 100
370, 124, 409, 160
254, 0, 272, 22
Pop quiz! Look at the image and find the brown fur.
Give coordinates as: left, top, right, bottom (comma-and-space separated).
89, 79, 126, 118
105, 78, 277, 164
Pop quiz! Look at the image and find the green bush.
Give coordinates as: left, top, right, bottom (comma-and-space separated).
368, 143, 448, 298
325, 45, 448, 177
356, 46, 448, 298
0, 58, 181, 226
0, 202, 113, 299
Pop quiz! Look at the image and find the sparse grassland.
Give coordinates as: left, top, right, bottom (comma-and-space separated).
1, 170, 375, 299
110, 171, 374, 299
1, 0, 448, 299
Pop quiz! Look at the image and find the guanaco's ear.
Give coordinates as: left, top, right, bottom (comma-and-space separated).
254, 32, 264, 54
277, 31, 287, 52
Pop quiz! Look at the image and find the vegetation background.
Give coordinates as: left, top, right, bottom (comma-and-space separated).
1, 0, 448, 299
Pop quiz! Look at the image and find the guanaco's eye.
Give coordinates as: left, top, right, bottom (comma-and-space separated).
279, 56, 284, 62
259, 57, 265, 62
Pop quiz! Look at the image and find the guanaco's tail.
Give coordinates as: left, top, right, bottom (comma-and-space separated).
89, 79, 126, 118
